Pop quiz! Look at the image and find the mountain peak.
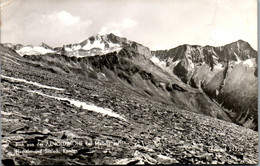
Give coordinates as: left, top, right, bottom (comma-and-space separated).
57, 33, 128, 57
225, 39, 249, 47
88, 33, 124, 41
96, 32, 121, 38
236, 39, 248, 44
59, 33, 152, 57
40, 43, 53, 49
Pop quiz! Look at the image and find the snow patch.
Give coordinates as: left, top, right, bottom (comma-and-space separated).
28, 90, 127, 121
1, 75, 65, 91
159, 61, 167, 66
172, 60, 180, 66
150, 56, 169, 70
72, 45, 81, 50
82, 39, 106, 50
212, 54, 218, 60
216, 89, 219, 96
33, 46, 54, 54
187, 59, 195, 69
189, 62, 195, 69
212, 49, 218, 58
237, 41, 240, 50
16, 46, 55, 56
1, 111, 13, 116
18, 46, 33, 53
243, 59, 254, 67
234, 52, 241, 63
157, 154, 174, 160
64, 47, 73, 51
214, 63, 224, 70
82, 40, 121, 51
108, 42, 121, 49
79, 39, 122, 57
151, 56, 160, 64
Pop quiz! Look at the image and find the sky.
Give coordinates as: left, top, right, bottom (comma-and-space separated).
1, 0, 258, 50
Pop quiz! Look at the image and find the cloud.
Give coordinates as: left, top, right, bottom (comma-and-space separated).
98, 18, 137, 36
56, 11, 80, 25
13, 10, 93, 45
41, 10, 90, 26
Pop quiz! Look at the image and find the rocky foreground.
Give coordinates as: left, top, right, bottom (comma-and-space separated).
1, 50, 258, 165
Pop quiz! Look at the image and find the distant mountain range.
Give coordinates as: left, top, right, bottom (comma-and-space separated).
2, 33, 258, 130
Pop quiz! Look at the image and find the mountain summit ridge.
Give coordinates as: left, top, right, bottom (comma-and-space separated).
3, 33, 257, 59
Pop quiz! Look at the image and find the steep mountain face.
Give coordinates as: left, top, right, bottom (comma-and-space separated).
152, 40, 258, 130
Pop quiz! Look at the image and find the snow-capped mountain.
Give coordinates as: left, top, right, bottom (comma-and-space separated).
10, 43, 56, 56
60, 34, 127, 57
59, 33, 151, 57
10, 33, 152, 58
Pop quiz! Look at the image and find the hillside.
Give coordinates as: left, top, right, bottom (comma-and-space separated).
1, 34, 258, 165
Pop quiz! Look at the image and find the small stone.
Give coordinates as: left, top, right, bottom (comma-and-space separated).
212, 160, 218, 164
157, 154, 179, 164
114, 158, 141, 165
42, 128, 50, 134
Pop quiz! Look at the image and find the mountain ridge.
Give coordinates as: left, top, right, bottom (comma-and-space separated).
4, 34, 257, 59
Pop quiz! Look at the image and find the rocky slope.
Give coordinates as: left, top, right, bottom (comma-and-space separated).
19, 46, 231, 123
0, 34, 258, 165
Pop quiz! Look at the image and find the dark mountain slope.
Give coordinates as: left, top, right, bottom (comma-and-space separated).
16, 44, 232, 123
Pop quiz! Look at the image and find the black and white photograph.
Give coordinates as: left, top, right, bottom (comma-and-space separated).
0, 0, 258, 165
